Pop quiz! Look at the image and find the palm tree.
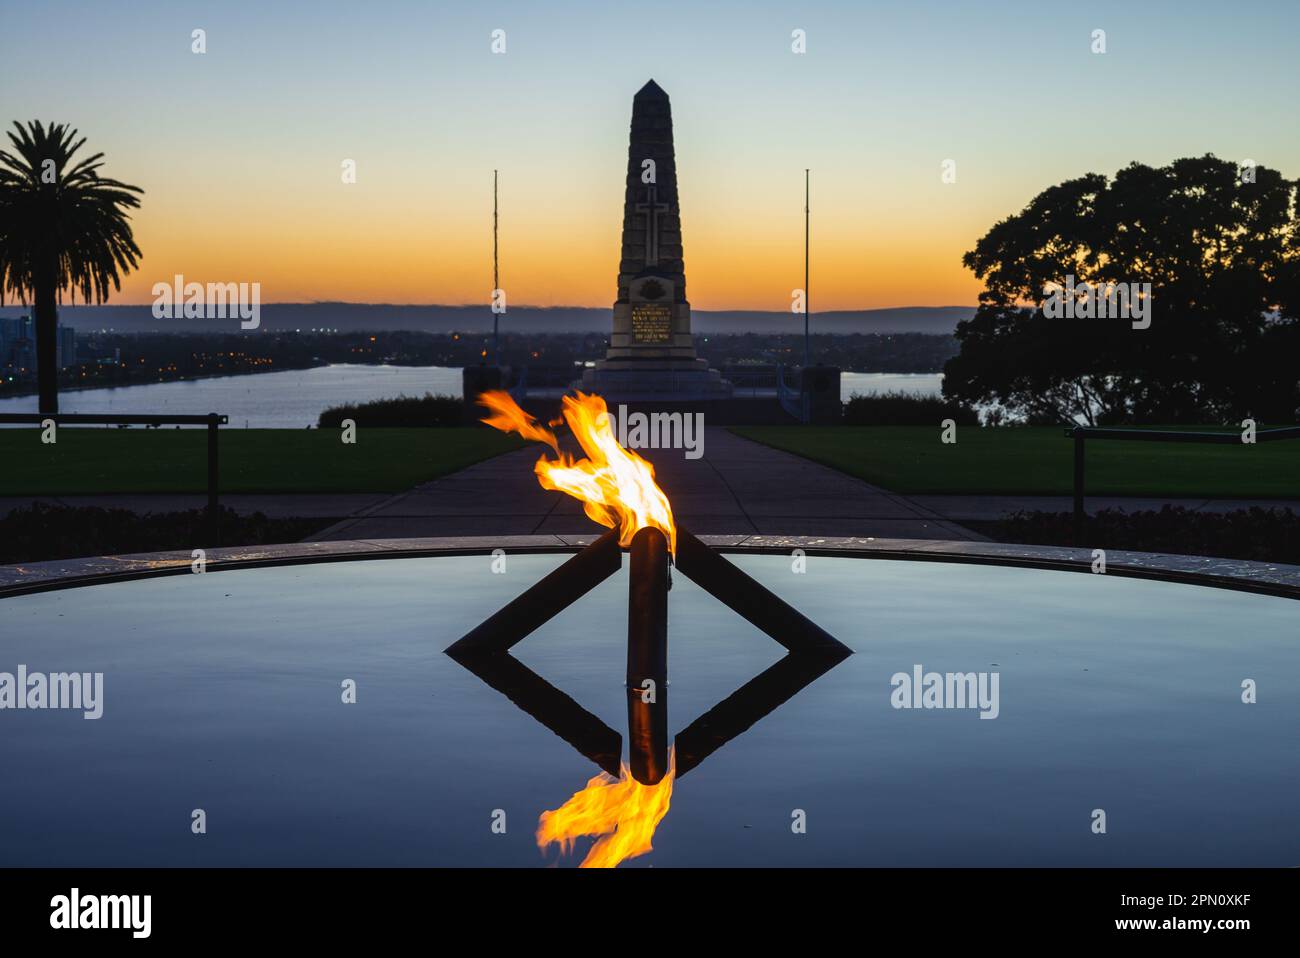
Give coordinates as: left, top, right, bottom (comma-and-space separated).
0, 121, 143, 413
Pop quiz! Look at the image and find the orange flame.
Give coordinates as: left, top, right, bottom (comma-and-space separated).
536, 753, 676, 868
478, 390, 677, 554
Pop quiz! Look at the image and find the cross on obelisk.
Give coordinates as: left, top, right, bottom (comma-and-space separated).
635, 185, 669, 267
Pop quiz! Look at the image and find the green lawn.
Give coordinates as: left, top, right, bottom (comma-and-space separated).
0, 428, 524, 495
731, 426, 1299, 498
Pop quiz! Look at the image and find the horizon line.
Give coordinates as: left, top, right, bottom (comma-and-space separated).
0, 302, 978, 313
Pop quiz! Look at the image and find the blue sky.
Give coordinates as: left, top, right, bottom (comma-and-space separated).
2, 0, 1296, 308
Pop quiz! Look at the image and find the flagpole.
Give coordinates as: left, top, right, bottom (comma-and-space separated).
492, 169, 500, 365
804, 169, 810, 372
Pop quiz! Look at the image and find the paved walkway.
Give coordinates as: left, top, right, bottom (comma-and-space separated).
308, 427, 980, 541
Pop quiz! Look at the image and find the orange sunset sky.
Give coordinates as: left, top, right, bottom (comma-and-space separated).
3, 1, 1296, 312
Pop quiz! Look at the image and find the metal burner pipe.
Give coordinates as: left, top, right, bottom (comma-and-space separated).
626, 526, 669, 785
673, 529, 852, 656
445, 529, 622, 655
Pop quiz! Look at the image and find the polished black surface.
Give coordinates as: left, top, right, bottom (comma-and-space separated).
1, 554, 1296, 866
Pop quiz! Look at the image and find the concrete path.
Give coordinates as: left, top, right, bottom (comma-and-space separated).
309, 427, 980, 541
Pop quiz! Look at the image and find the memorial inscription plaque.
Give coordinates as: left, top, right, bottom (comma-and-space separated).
631, 304, 672, 344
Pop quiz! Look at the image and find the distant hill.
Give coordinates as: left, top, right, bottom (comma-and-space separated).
697, 307, 972, 335
0, 303, 974, 336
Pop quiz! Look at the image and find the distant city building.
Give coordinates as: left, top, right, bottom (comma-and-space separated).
58, 325, 76, 368
0, 315, 34, 380
96, 346, 122, 367
0, 315, 33, 349
0, 315, 78, 380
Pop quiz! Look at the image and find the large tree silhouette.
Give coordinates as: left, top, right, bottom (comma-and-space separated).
0, 121, 143, 414
943, 155, 1299, 424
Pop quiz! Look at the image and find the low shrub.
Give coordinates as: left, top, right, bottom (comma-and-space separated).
967, 505, 1300, 564
318, 393, 463, 428
0, 503, 327, 564
843, 391, 979, 426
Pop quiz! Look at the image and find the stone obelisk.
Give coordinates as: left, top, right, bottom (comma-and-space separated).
583, 80, 731, 400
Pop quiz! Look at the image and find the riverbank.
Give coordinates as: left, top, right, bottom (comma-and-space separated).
0, 364, 468, 428
0, 360, 328, 400
0, 364, 943, 428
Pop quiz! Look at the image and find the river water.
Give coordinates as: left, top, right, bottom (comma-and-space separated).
0, 365, 942, 428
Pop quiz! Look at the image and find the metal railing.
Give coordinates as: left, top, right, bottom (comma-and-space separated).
0, 412, 229, 544
1065, 424, 1300, 545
